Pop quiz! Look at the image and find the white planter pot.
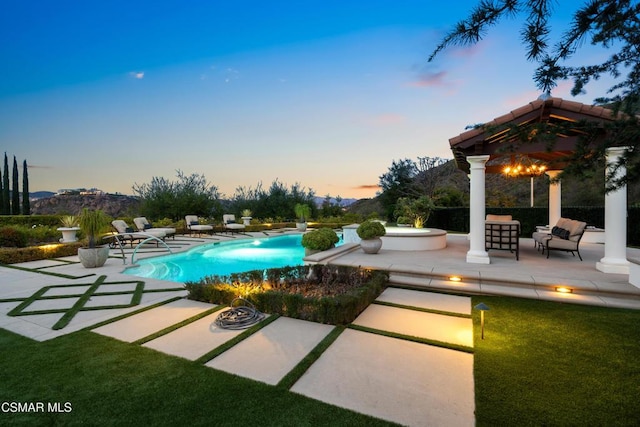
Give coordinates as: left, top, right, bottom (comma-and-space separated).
241, 217, 252, 226
360, 237, 383, 254
296, 222, 307, 232
78, 246, 110, 268
57, 227, 80, 243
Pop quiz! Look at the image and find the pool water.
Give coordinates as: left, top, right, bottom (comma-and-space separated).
125, 234, 310, 283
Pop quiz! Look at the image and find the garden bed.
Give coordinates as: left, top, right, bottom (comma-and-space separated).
185, 265, 389, 325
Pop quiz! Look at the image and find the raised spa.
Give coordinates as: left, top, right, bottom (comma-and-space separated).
343, 224, 447, 251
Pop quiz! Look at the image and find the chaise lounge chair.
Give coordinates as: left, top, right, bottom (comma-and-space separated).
111, 220, 166, 247
223, 214, 246, 234
133, 217, 176, 239
185, 215, 213, 237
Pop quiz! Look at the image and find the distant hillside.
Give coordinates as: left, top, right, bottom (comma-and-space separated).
313, 196, 358, 207
30, 191, 56, 199
30, 194, 140, 217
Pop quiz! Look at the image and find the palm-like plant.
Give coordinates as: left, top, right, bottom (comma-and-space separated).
78, 208, 109, 248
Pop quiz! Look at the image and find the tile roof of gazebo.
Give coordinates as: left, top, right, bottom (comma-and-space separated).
449, 97, 618, 174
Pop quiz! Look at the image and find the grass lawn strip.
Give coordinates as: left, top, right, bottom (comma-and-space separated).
0, 328, 394, 426
276, 325, 345, 390
471, 295, 640, 426
133, 305, 225, 345
373, 299, 472, 319
85, 296, 185, 331
348, 323, 474, 354
0, 262, 95, 279
195, 314, 281, 364
5, 275, 184, 330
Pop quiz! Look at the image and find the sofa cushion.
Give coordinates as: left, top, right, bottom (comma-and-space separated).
567, 220, 587, 241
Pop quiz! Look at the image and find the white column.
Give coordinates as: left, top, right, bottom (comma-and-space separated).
546, 170, 562, 227
597, 147, 630, 274
467, 155, 491, 264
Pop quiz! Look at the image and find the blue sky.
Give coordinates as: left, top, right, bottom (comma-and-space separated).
0, 0, 610, 199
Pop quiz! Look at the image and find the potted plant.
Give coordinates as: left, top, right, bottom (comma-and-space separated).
301, 228, 339, 256
357, 220, 386, 254
294, 203, 311, 232
57, 215, 80, 243
77, 208, 110, 268
241, 209, 252, 226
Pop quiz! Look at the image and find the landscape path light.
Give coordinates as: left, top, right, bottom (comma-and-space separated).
474, 302, 490, 340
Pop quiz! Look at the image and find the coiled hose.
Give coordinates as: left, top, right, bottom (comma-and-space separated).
214, 297, 265, 330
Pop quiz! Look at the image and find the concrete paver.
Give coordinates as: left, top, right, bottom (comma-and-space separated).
353, 304, 474, 348
206, 317, 334, 385
291, 328, 475, 427
143, 310, 246, 361
93, 298, 212, 342
377, 287, 471, 314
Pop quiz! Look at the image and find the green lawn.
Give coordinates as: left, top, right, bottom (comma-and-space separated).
473, 296, 640, 426
1, 296, 639, 426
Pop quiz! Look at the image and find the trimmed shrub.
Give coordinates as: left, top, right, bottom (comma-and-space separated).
0, 226, 28, 248
356, 220, 386, 239
301, 228, 339, 251
185, 265, 389, 325
0, 242, 82, 264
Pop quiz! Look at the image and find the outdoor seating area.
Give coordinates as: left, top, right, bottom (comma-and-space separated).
532, 217, 587, 260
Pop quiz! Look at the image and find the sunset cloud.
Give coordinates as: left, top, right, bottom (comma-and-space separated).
355, 184, 380, 190
410, 70, 448, 88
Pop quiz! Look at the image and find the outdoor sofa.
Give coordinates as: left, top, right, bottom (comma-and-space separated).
532, 217, 587, 260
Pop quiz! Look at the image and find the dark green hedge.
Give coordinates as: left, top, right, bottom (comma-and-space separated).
427, 206, 640, 246
0, 242, 82, 264
0, 215, 63, 227
185, 265, 389, 325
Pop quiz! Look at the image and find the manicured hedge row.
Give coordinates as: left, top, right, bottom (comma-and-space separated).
428, 206, 640, 246
185, 265, 389, 325
0, 215, 63, 227
0, 242, 82, 264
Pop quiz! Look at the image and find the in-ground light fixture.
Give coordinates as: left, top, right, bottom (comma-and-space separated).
474, 302, 490, 340
555, 286, 573, 294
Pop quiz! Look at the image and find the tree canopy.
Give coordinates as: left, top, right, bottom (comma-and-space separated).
429, 0, 640, 187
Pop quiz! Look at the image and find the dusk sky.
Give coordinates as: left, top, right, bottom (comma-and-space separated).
0, 0, 613, 199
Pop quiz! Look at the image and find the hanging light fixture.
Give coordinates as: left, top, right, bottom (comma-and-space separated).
502, 155, 547, 178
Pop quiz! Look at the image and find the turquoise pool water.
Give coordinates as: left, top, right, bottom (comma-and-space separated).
125, 234, 310, 283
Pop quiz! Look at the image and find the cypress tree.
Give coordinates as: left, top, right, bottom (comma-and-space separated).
22, 159, 30, 215
2, 153, 9, 215
12, 156, 19, 214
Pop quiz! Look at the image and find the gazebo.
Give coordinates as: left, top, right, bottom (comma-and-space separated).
448, 97, 630, 274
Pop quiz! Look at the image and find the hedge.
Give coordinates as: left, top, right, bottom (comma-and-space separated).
0, 242, 82, 264
185, 265, 389, 325
427, 206, 640, 246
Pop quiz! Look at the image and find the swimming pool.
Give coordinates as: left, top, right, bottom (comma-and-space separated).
125, 234, 310, 283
